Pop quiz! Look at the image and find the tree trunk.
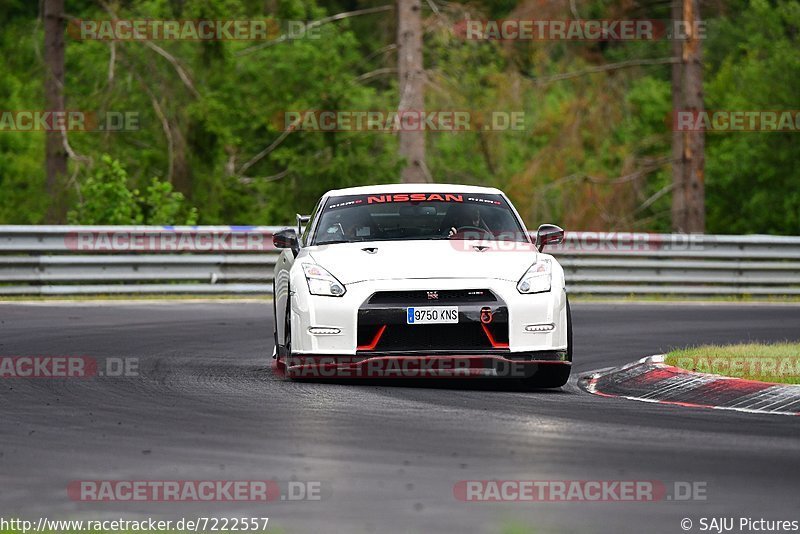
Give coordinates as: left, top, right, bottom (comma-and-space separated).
670, 0, 685, 232
44, 0, 68, 222
672, 0, 705, 232
396, 0, 429, 183
681, 0, 705, 233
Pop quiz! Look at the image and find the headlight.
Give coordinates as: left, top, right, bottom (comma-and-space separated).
517, 258, 552, 294
302, 263, 346, 297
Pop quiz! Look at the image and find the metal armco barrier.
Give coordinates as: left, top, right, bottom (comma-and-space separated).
1, 226, 799, 296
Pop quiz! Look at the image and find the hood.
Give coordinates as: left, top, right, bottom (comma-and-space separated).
306, 240, 538, 285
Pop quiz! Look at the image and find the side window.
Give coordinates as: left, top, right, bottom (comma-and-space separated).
301, 199, 323, 246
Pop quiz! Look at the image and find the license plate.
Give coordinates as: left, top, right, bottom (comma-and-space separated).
406, 306, 459, 324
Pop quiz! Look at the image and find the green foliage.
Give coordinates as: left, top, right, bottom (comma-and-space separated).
0, 0, 798, 233
704, 0, 800, 234
0, 16, 47, 224
140, 178, 199, 225
67, 155, 198, 225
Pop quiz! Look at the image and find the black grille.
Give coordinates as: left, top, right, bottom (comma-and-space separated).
368, 289, 497, 305
357, 320, 509, 352
367, 324, 492, 351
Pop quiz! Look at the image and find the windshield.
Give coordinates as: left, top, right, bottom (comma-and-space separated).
311, 192, 529, 245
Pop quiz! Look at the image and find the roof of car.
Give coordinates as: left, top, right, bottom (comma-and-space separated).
326, 183, 504, 196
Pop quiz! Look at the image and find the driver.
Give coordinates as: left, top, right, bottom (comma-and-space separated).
343, 208, 375, 240
447, 205, 489, 237
319, 208, 374, 243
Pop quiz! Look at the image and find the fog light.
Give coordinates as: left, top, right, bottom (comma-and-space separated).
308, 327, 341, 335
330, 284, 345, 296
524, 323, 555, 332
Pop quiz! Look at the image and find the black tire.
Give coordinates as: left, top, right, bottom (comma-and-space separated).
273, 304, 293, 379
530, 297, 572, 388
282, 304, 306, 380
532, 365, 571, 388
272, 281, 278, 357
284, 306, 292, 360
566, 296, 573, 362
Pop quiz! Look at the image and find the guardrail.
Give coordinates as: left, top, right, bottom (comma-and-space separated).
1, 226, 799, 296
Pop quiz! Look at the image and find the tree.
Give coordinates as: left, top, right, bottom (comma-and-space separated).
43, 0, 67, 222
396, 0, 429, 183
670, 0, 684, 232
672, 0, 706, 232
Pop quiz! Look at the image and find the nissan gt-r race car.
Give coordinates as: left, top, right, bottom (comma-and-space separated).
272, 184, 572, 387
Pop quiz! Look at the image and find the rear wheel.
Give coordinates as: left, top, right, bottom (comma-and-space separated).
531, 297, 572, 388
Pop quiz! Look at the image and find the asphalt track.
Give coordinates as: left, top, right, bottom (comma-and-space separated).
1, 301, 799, 534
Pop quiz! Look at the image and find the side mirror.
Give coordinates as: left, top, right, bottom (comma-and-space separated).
536, 224, 564, 252
296, 213, 311, 238
273, 228, 300, 256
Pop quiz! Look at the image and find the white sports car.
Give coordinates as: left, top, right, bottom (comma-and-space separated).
272, 184, 572, 387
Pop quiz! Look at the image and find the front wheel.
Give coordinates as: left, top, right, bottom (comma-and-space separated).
531, 364, 571, 388
530, 297, 572, 388
284, 307, 292, 360
272, 282, 278, 358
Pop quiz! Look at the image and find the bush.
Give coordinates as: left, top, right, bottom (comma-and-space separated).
67, 155, 198, 225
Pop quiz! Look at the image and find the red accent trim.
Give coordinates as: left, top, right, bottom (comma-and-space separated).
272, 357, 287, 379
481, 323, 509, 349
357, 324, 387, 351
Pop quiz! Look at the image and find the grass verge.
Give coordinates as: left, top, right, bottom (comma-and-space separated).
665, 342, 800, 385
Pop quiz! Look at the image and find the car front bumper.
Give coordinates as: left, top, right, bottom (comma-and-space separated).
288, 276, 568, 357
